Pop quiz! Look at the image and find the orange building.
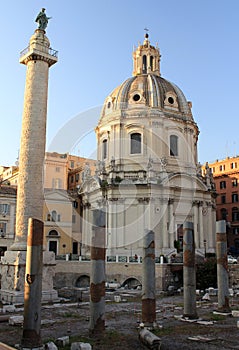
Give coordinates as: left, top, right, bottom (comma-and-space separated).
0, 152, 96, 257
204, 156, 239, 254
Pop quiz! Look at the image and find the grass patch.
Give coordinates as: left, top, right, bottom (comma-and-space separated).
211, 313, 227, 321
153, 325, 175, 336
47, 330, 131, 350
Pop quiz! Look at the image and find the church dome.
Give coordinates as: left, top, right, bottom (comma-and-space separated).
101, 74, 192, 120
100, 34, 193, 123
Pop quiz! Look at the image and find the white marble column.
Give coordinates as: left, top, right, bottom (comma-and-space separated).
82, 203, 91, 252
168, 199, 174, 248
117, 199, 125, 248
207, 203, 213, 249
193, 201, 199, 249
199, 202, 204, 249
137, 198, 146, 243
162, 199, 168, 248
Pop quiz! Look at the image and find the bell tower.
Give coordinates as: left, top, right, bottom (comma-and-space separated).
132, 33, 161, 76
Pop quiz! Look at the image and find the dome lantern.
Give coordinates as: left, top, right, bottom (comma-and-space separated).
132, 33, 161, 76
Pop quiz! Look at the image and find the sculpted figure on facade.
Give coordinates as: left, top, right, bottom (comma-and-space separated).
82, 163, 91, 181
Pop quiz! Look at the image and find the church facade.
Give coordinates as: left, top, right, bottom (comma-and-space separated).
80, 34, 216, 262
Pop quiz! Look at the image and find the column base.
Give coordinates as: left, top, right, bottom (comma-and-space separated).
0, 250, 58, 304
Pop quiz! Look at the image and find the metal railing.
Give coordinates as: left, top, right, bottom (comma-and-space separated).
20, 45, 58, 59
55, 254, 183, 264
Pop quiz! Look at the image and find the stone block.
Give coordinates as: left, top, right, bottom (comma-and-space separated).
71, 343, 92, 350
8, 315, 23, 326
45, 342, 58, 350
232, 310, 239, 317
3, 305, 15, 313
56, 337, 69, 347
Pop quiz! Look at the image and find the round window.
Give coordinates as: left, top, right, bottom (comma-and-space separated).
133, 94, 141, 102
168, 97, 174, 104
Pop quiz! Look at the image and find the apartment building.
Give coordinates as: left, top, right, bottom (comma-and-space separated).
0, 152, 96, 256
0, 185, 16, 255
204, 156, 239, 253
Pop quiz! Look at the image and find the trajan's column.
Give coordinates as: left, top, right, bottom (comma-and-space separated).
0, 9, 58, 303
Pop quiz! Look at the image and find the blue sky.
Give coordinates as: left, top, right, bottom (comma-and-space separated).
1, 0, 239, 166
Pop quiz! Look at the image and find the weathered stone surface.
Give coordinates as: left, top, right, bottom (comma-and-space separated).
139, 328, 161, 348
71, 343, 92, 350
56, 336, 69, 347
45, 341, 58, 350
232, 310, 239, 317
8, 315, 23, 326
2, 305, 15, 313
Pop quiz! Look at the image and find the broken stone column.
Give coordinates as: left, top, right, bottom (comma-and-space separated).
183, 221, 197, 319
89, 209, 106, 335
139, 328, 161, 349
142, 230, 156, 327
216, 220, 231, 312
21, 218, 43, 349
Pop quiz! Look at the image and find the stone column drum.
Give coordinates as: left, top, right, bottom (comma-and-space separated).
89, 209, 106, 335
142, 230, 156, 327
183, 221, 197, 319
21, 218, 44, 349
0, 28, 58, 303
216, 220, 230, 312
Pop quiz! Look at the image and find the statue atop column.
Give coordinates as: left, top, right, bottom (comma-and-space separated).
35, 8, 51, 31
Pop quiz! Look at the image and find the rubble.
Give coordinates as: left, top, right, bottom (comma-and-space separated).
56, 336, 69, 347
188, 336, 216, 342
71, 343, 92, 350
45, 342, 58, 350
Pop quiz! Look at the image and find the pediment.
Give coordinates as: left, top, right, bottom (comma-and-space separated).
44, 189, 71, 201
163, 173, 208, 192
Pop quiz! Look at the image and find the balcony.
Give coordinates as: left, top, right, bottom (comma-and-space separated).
20, 45, 58, 59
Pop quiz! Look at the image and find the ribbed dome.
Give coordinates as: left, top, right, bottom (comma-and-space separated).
100, 73, 193, 122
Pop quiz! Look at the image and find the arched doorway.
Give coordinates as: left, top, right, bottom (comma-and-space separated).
122, 277, 141, 289
75, 275, 90, 288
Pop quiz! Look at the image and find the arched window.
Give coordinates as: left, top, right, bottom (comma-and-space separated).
47, 213, 51, 221
52, 210, 57, 222
130, 133, 141, 154
150, 56, 154, 70
170, 135, 178, 156
142, 55, 147, 74
102, 139, 107, 160
48, 229, 58, 236
221, 208, 227, 221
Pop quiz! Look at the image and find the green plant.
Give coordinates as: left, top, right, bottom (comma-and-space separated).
174, 239, 180, 253
114, 176, 122, 183
101, 180, 108, 188
196, 257, 217, 290
211, 313, 226, 321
